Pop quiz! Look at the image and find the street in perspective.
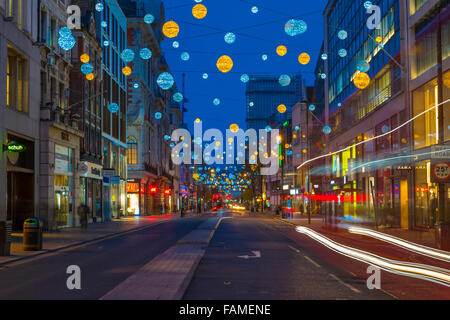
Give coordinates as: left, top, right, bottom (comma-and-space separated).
1, 0, 450, 309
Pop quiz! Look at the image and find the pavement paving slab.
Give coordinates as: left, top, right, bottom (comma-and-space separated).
100, 217, 224, 300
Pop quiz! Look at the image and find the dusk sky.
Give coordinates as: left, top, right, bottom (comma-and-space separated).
161, 0, 328, 133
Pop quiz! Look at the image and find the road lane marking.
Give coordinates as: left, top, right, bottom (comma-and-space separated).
304, 255, 321, 268
238, 251, 261, 259
329, 273, 361, 293
288, 245, 300, 253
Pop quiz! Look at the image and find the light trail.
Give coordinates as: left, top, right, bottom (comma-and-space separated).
350, 148, 450, 172
348, 227, 450, 263
295, 226, 450, 287
296, 97, 450, 170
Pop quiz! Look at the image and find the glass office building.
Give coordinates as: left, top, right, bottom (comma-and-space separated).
245, 75, 304, 131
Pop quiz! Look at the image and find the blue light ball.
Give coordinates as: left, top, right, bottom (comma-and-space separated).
95, 3, 104, 12
213, 98, 220, 106
279, 74, 291, 87
338, 30, 348, 40
81, 63, 94, 75
155, 112, 162, 120
285, 19, 307, 36
108, 103, 119, 113
224, 32, 236, 44
338, 49, 347, 57
58, 35, 76, 51
173, 92, 183, 102
357, 60, 370, 72
241, 74, 249, 83
157, 72, 175, 90
181, 52, 190, 61
323, 126, 332, 135
121, 49, 135, 63
144, 14, 154, 24
140, 48, 152, 60
59, 27, 72, 38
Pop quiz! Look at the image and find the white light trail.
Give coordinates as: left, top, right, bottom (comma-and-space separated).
297, 97, 450, 170
348, 227, 450, 263
296, 226, 450, 287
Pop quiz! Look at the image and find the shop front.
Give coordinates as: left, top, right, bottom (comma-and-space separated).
126, 179, 144, 216
80, 162, 103, 222
5, 134, 36, 231
54, 144, 74, 228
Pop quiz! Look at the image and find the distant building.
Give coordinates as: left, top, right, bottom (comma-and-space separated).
245, 74, 304, 131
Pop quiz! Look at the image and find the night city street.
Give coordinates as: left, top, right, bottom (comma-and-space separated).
1, 0, 450, 312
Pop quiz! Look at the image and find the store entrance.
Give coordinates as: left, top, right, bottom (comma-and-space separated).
7, 172, 34, 231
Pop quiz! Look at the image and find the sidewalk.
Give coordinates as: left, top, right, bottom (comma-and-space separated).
0, 212, 205, 266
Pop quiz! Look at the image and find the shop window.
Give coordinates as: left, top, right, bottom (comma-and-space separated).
444, 70, 450, 142
414, 160, 438, 228
127, 136, 138, 165
413, 78, 438, 149
6, 46, 28, 113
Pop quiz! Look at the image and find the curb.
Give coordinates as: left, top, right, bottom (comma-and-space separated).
100, 216, 229, 300
0, 219, 172, 267
175, 217, 230, 299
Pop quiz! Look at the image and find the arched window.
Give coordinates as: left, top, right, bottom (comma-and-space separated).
127, 136, 138, 165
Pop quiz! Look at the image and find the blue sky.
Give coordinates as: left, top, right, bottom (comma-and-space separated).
161, 0, 328, 133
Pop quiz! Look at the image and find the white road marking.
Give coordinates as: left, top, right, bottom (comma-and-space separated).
238, 251, 261, 259
288, 245, 300, 253
329, 273, 361, 293
303, 255, 321, 268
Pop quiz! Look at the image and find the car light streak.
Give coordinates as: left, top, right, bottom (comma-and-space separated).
295, 226, 450, 287
348, 227, 450, 263
296, 97, 450, 170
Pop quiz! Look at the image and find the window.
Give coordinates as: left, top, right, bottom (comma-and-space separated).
127, 137, 138, 165
413, 78, 438, 149
6, 46, 28, 113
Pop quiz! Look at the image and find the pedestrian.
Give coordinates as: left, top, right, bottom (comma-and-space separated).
78, 204, 89, 229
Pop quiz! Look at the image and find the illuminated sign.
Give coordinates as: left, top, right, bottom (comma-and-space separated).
6, 142, 26, 152
149, 187, 158, 194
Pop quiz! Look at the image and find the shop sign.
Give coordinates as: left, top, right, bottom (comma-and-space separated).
110, 176, 121, 185
79, 163, 89, 175
431, 146, 450, 159
103, 168, 115, 177
431, 161, 450, 182
55, 145, 71, 174
5, 142, 26, 152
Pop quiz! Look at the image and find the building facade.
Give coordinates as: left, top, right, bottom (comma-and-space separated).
98, 0, 128, 220
319, 0, 450, 247
0, 0, 41, 230
245, 74, 303, 131
70, 1, 104, 223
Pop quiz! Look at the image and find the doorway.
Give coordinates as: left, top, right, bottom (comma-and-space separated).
7, 172, 34, 231
400, 180, 409, 229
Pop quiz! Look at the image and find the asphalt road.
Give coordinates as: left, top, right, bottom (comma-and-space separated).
0, 217, 207, 300
183, 212, 392, 300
